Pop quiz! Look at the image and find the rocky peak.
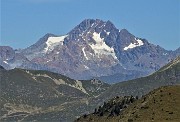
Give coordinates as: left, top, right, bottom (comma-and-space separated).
33, 33, 57, 47
104, 20, 116, 31
75, 19, 96, 31
119, 29, 135, 43
68, 19, 96, 39
0, 46, 15, 61
68, 19, 117, 40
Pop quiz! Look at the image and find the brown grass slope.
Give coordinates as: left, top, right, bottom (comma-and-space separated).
76, 85, 180, 122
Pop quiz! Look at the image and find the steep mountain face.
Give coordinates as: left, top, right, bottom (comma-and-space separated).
0, 68, 110, 122
20, 19, 122, 80
1, 19, 179, 83
76, 85, 180, 122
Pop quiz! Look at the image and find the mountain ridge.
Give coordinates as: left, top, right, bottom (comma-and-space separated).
0, 19, 179, 83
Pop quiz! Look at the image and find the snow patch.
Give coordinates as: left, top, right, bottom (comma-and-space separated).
46, 60, 52, 63
44, 35, 68, 52
124, 38, 144, 50
3, 61, 8, 64
90, 32, 117, 59
84, 65, 89, 69
163, 53, 168, 56
104, 30, 110, 35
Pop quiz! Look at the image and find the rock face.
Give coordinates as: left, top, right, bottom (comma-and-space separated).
0, 19, 179, 83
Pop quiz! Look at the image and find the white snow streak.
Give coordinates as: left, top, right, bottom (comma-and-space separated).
90, 32, 117, 59
82, 47, 88, 60
124, 38, 144, 50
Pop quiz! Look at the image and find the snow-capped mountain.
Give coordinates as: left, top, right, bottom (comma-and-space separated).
0, 19, 179, 83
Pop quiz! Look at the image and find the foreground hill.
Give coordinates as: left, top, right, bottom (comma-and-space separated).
76, 85, 180, 122
0, 68, 109, 122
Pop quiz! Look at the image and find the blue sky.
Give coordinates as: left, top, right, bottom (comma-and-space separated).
1, 0, 180, 50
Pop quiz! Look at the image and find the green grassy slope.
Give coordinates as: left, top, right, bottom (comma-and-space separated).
98, 56, 180, 102
76, 85, 180, 122
0, 68, 110, 122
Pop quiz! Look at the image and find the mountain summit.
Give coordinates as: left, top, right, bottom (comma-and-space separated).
0, 19, 179, 83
